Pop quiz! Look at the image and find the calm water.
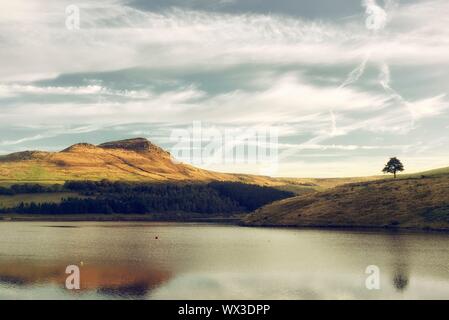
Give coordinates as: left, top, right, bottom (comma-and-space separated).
0, 221, 449, 299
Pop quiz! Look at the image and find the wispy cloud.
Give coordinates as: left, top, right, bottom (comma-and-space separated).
2, 0, 449, 81
0, 0, 448, 176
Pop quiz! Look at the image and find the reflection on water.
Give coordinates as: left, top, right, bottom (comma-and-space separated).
98, 283, 148, 298
393, 273, 409, 291
0, 261, 169, 299
386, 232, 410, 292
0, 221, 449, 299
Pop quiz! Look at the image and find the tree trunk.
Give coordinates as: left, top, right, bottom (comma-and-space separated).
394, 171, 397, 179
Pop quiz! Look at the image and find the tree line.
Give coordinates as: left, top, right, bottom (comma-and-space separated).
0, 183, 61, 195
0, 180, 294, 215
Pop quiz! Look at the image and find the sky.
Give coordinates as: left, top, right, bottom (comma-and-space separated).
0, 0, 449, 177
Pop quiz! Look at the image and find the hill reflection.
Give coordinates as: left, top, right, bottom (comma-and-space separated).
0, 260, 171, 298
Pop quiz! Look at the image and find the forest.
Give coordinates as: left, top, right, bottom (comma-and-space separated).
0, 180, 294, 215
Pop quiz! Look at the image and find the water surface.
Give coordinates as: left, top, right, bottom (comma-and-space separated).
0, 221, 448, 299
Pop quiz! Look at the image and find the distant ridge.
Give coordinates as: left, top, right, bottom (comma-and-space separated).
0, 138, 392, 190
0, 151, 49, 162
0, 137, 284, 186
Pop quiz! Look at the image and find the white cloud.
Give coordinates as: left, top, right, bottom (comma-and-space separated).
0, 75, 386, 124
0, 124, 101, 147
0, 83, 186, 99
1, 74, 446, 141
1, 0, 449, 82
202, 74, 388, 123
1, 0, 449, 177
0, 84, 105, 97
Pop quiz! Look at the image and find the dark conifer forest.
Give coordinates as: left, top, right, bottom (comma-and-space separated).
0, 181, 294, 215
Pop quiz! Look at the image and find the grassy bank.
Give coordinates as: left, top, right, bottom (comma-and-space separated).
245, 174, 449, 231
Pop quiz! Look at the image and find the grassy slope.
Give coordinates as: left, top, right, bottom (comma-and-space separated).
0, 165, 375, 195
245, 171, 449, 231
275, 176, 383, 192
0, 142, 377, 193
0, 144, 286, 186
0, 192, 82, 208
408, 166, 449, 177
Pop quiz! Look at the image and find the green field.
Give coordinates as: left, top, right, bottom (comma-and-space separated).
0, 192, 81, 209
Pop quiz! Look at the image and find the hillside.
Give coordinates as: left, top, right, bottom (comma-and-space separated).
0, 138, 214, 182
0, 138, 370, 191
0, 138, 278, 185
244, 174, 449, 231
410, 166, 449, 177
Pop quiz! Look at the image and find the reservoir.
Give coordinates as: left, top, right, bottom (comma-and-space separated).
0, 222, 448, 299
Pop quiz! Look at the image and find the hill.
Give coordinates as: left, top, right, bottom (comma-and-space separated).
0, 138, 371, 192
244, 173, 449, 231
409, 166, 449, 177
1, 138, 210, 181
0, 138, 277, 185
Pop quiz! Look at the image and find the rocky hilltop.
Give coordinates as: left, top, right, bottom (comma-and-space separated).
98, 138, 170, 155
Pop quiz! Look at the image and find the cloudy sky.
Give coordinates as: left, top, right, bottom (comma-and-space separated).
0, 0, 448, 177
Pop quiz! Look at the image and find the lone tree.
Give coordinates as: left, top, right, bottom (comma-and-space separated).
382, 157, 404, 179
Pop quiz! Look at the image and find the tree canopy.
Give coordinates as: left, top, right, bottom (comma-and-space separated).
382, 157, 404, 178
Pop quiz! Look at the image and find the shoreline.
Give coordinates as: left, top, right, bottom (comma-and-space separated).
2, 214, 449, 234
238, 222, 449, 234
0, 214, 242, 224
